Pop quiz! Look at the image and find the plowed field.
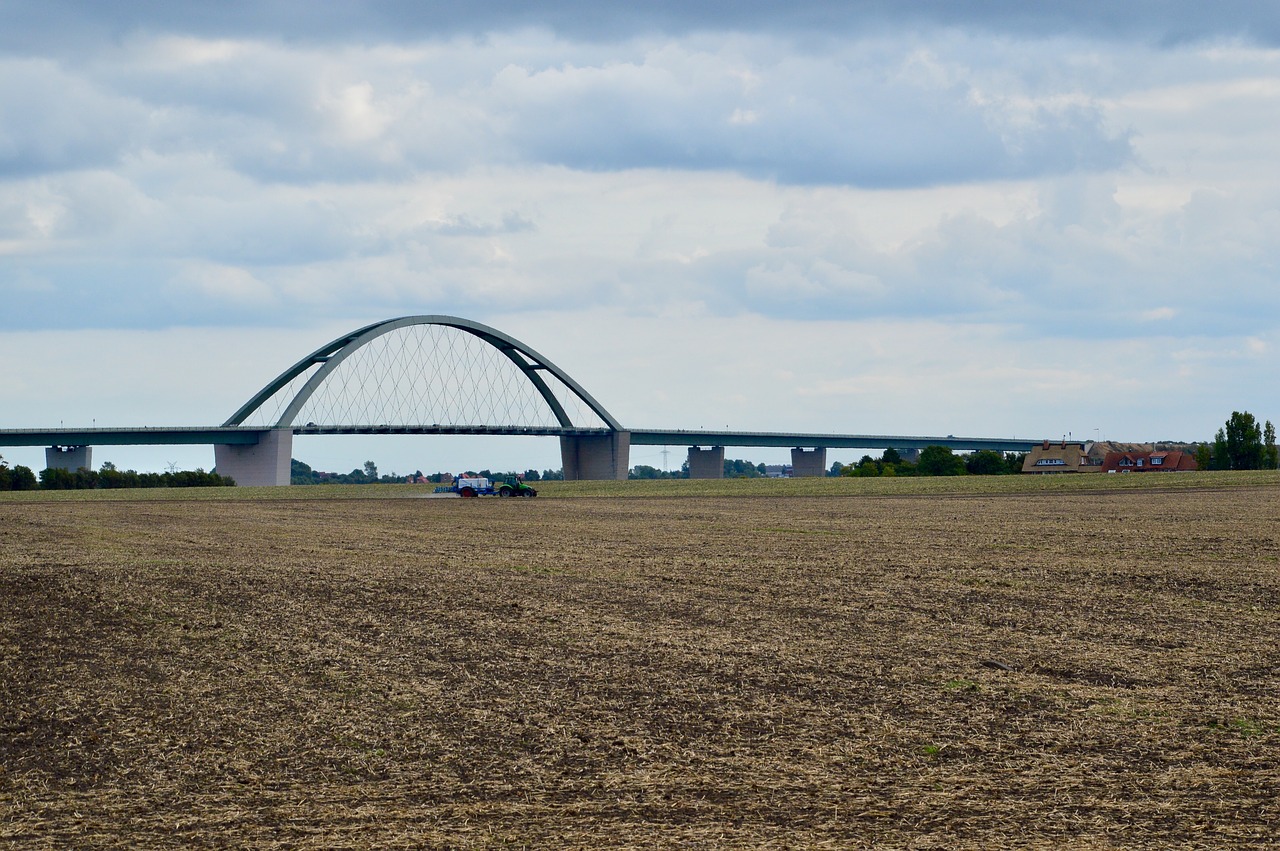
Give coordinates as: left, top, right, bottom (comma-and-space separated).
3, 482, 1278, 848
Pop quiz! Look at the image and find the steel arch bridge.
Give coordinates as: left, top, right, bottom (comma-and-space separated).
224, 315, 622, 434
209, 314, 632, 484
0, 314, 1046, 485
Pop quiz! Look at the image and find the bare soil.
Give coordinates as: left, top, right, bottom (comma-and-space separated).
2, 483, 1278, 848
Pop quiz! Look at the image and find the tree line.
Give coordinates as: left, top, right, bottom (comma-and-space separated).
1197, 411, 1278, 471
290, 458, 562, 485
840, 447, 1027, 478
0, 457, 234, 490
0, 458, 38, 490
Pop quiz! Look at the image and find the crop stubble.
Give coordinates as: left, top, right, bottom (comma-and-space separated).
1, 484, 1278, 848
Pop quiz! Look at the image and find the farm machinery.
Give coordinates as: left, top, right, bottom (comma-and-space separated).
437, 476, 538, 498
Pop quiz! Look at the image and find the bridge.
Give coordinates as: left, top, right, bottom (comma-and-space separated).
0, 315, 1045, 485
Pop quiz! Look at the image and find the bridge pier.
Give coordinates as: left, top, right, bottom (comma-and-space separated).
791, 447, 827, 477
561, 431, 630, 480
213, 428, 292, 486
46, 445, 92, 472
687, 446, 725, 479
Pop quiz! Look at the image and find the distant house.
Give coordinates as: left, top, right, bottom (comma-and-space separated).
1022, 440, 1101, 474
1101, 450, 1197, 473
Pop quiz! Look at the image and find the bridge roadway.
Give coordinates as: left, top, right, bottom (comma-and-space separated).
0, 425, 1043, 451
0, 426, 611, 446
628, 429, 1039, 454
0, 425, 1044, 484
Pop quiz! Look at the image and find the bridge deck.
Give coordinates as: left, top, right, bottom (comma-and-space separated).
629, 429, 1043, 453
0, 425, 1043, 453
0, 427, 266, 447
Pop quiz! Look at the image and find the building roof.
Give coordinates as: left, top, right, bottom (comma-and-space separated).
1022, 440, 1099, 473
1100, 450, 1197, 473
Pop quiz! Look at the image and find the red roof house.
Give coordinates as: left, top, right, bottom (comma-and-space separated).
1100, 450, 1197, 473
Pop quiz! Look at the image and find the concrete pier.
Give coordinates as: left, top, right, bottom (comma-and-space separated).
687, 446, 725, 479
561, 431, 630, 480
791, 447, 827, 477
45, 445, 92, 472
213, 428, 292, 486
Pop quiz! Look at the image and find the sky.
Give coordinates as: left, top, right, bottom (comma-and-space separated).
2, 1, 1279, 475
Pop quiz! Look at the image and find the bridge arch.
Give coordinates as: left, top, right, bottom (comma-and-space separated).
224, 315, 622, 432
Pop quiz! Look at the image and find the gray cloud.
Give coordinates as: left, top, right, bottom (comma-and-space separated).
6, 154, 1279, 339
0, 0, 1277, 349
498, 58, 1130, 186
0, 58, 146, 176
5, 1, 1280, 48
430, 213, 535, 237
0, 32, 1136, 187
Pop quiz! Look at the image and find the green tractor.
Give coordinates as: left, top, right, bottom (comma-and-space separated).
496, 476, 538, 498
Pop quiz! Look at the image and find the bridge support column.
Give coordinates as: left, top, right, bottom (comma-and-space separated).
791, 447, 827, 478
214, 428, 292, 487
561, 431, 630, 480
687, 446, 724, 479
46, 445, 92, 472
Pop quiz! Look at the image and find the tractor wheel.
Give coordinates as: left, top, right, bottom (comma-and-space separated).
498, 486, 513, 497
459, 486, 477, 498
523, 488, 537, 497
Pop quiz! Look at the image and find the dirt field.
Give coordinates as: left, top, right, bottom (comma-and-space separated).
2, 480, 1278, 848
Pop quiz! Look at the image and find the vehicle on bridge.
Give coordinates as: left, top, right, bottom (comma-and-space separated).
437, 476, 538, 498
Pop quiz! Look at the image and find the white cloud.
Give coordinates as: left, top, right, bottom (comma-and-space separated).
1140, 306, 1176, 322
173, 262, 276, 307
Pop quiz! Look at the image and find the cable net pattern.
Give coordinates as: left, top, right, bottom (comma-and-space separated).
241, 365, 324, 428
239, 324, 609, 429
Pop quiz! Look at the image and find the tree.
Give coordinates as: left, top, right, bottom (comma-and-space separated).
9, 465, 37, 490
965, 449, 1006, 476
1266, 420, 1279, 470
1212, 411, 1272, 470
291, 458, 318, 484
842, 455, 880, 477
1195, 443, 1213, 472
98, 467, 128, 489
1211, 431, 1230, 471
724, 458, 762, 478
363, 460, 378, 480
917, 445, 965, 476
39, 467, 75, 490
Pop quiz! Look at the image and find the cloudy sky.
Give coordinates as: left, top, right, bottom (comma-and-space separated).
3, 1, 1278, 475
